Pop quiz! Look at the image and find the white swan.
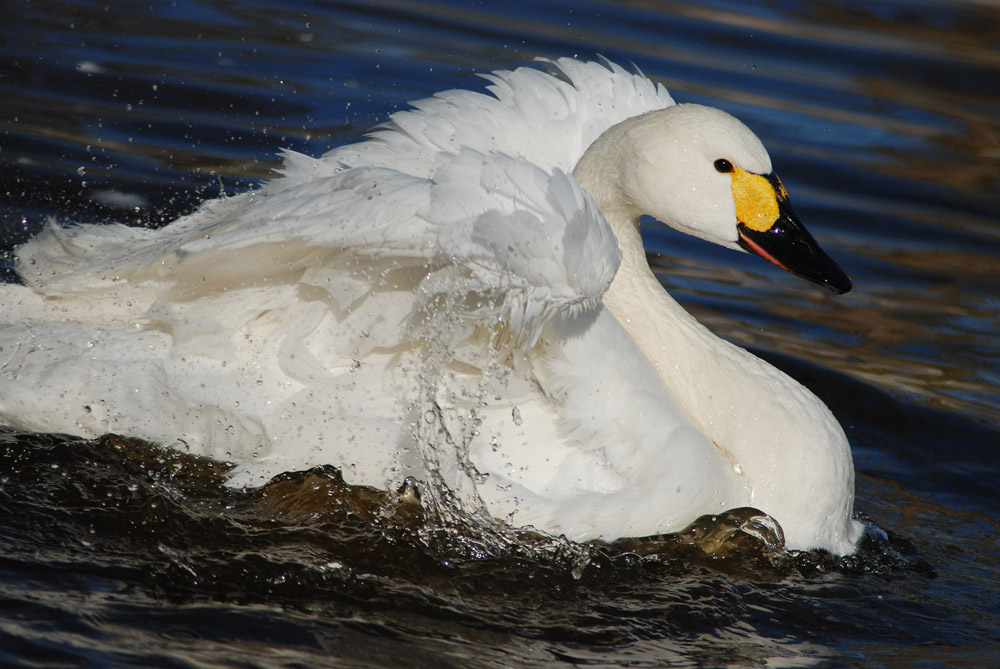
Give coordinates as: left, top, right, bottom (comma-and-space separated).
0, 58, 863, 555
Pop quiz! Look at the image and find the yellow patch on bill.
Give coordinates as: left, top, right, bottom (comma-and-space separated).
731, 167, 780, 232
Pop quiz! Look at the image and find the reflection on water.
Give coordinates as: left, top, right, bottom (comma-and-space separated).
2, 0, 999, 666
659, 248, 1000, 425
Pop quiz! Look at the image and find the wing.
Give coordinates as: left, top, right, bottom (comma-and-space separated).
2, 58, 648, 493
16, 56, 669, 329
16, 145, 620, 353
4, 146, 621, 489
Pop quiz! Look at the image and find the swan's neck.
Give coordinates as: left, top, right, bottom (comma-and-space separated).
569, 114, 859, 552
571, 122, 800, 458
598, 215, 734, 441
574, 160, 857, 553
572, 128, 724, 421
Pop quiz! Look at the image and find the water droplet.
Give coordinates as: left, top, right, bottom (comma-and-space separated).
511, 406, 523, 426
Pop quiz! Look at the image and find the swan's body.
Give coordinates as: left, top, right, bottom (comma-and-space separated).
0, 58, 863, 554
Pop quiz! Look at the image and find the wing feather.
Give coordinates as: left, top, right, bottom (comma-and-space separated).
4, 59, 658, 483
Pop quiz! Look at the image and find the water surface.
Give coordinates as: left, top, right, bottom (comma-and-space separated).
2, 1, 999, 666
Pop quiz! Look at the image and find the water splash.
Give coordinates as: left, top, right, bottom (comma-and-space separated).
404, 274, 554, 560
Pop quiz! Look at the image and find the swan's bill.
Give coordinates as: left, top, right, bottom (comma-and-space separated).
731, 170, 852, 295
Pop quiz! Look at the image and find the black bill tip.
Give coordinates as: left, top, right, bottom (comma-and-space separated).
737, 211, 852, 295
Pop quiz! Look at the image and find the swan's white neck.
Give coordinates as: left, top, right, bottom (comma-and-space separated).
572, 119, 748, 441
571, 119, 860, 553
592, 202, 754, 465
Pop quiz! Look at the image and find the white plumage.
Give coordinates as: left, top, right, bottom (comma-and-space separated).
0, 58, 863, 554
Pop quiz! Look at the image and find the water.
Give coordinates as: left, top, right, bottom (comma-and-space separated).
2, 0, 999, 666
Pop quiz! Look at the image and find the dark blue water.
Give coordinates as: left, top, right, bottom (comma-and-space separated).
2, 1, 999, 666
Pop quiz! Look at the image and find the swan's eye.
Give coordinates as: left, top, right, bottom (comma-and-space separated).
714, 159, 734, 173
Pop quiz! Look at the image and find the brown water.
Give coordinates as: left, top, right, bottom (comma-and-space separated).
1, 1, 999, 666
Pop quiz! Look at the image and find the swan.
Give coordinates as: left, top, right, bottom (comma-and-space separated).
0, 58, 864, 555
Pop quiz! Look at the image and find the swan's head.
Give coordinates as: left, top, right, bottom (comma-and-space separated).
577, 103, 851, 294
